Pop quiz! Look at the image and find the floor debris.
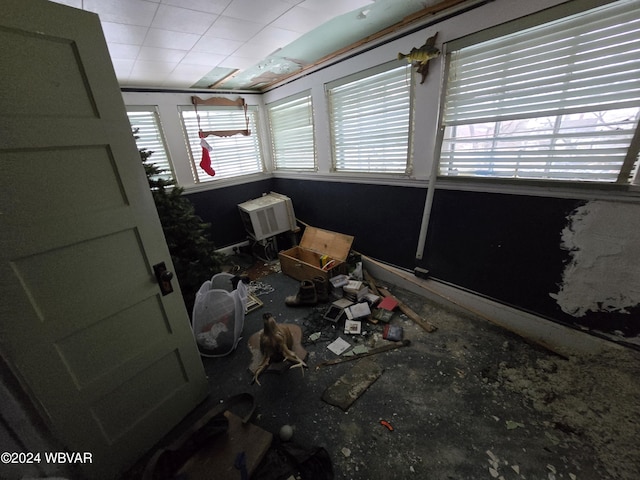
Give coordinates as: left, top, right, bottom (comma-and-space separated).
181, 262, 640, 480
321, 358, 383, 411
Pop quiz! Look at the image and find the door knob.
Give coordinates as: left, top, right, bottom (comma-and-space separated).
160, 270, 173, 282
153, 262, 174, 296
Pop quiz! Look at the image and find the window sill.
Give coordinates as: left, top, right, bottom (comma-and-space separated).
273, 170, 426, 188
434, 176, 640, 202
181, 172, 273, 194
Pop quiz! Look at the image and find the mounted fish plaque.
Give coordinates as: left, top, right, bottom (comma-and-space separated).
398, 31, 440, 84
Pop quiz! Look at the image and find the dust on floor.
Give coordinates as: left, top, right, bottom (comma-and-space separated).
206, 261, 640, 480
400, 288, 640, 480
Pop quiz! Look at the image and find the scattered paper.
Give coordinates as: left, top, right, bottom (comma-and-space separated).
346, 302, 371, 319
486, 450, 498, 462
505, 420, 525, 430
332, 298, 353, 309
545, 431, 560, 445
327, 337, 351, 355
352, 344, 369, 355
308, 332, 321, 342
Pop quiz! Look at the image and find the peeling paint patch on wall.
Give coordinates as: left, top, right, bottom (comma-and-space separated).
551, 200, 640, 317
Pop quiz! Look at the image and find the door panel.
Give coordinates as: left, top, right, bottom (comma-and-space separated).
0, 1, 208, 478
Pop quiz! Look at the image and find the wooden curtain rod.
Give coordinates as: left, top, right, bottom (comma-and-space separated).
191, 96, 246, 107
192, 96, 250, 137
199, 129, 250, 138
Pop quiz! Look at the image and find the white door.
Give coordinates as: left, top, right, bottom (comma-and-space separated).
0, 1, 209, 478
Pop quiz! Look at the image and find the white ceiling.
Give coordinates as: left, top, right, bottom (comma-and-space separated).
48, 0, 441, 91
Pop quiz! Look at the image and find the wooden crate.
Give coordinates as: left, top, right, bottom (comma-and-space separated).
279, 226, 354, 282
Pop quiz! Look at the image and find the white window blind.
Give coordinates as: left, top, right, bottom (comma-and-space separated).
180, 106, 263, 182
328, 64, 412, 174
127, 107, 174, 183
268, 93, 316, 171
439, 0, 640, 183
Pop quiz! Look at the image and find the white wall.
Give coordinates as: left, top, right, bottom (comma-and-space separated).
122, 0, 583, 192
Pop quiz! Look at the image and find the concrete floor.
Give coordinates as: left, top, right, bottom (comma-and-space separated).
126, 258, 640, 480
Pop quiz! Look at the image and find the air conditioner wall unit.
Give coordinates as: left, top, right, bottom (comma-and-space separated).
238, 192, 296, 241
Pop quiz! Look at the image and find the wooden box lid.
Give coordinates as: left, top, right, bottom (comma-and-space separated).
299, 226, 354, 261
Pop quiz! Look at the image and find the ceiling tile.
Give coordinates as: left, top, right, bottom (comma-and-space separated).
232, 41, 280, 61
143, 28, 201, 50
133, 60, 179, 73
83, 0, 158, 26
127, 70, 170, 86
270, 5, 334, 33
192, 36, 244, 55
223, 0, 293, 25
160, 0, 232, 15
101, 22, 148, 45
107, 43, 141, 60
298, 0, 374, 16
50, 0, 436, 91
50, 0, 83, 8
180, 51, 227, 67
205, 16, 265, 42
250, 26, 302, 50
137, 46, 187, 63
171, 63, 215, 77
129, 60, 177, 84
163, 64, 215, 88
111, 58, 135, 78
217, 55, 261, 70
151, 4, 217, 35
163, 63, 215, 87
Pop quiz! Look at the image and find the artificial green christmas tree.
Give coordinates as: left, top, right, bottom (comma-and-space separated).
138, 140, 224, 316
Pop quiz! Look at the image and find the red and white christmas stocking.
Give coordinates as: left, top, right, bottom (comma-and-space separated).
199, 131, 215, 177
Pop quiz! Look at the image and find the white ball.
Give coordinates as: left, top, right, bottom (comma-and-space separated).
279, 424, 294, 441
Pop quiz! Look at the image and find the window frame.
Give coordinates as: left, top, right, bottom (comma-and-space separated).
126, 105, 175, 183
435, 0, 640, 187
179, 104, 265, 183
267, 91, 317, 172
326, 61, 415, 175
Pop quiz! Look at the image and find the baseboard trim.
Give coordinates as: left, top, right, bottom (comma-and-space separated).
362, 256, 621, 357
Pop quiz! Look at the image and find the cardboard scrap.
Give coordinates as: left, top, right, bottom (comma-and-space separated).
321, 358, 383, 411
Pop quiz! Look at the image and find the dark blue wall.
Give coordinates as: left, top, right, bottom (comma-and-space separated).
186, 178, 273, 248
186, 179, 638, 346
271, 178, 426, 269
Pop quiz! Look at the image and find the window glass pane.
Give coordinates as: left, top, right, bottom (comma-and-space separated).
268, 93, 316, 171
439, 0, 640, 184
180, 106, 263, 182
441, 108, 640, 182
328, 64, 412, 174
126, 107, 174, 183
